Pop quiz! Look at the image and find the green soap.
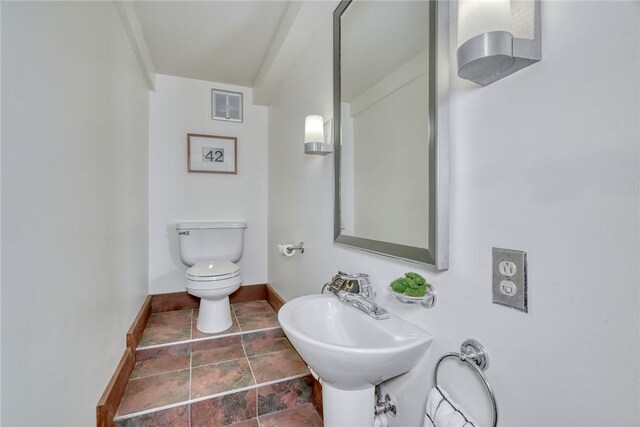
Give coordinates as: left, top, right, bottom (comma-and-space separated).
405, 272, 427, 286
390, 279, 407, 293
405, 277, 421, 289
404, 286, 427, 297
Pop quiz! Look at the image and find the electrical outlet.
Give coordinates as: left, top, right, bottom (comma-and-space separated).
492, 248, 527, 312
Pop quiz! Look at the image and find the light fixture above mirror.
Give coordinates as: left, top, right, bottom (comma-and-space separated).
457, 0, 541, 86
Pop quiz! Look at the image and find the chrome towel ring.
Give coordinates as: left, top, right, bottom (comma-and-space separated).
433, 339, 498, 427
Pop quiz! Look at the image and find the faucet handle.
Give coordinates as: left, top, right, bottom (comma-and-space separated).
354, 273, 374, 298
330, 271, 376, 298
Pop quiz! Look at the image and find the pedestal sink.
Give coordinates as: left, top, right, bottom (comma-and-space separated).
278, 294, 432, 427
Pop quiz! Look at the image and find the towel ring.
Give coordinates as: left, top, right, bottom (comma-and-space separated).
433, 339, 498, 427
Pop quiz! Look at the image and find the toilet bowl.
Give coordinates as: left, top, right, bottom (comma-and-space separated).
186, 260, 242, 333
176, 220, 247, 334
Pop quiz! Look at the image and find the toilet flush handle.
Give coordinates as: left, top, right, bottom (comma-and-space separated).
178, 231, 190, 235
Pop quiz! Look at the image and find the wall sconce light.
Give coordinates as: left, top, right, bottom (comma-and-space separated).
304, 115, 332, 155
457, 0, 541, 86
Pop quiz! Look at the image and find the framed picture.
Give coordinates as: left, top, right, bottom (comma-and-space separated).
187, 133, 237, 174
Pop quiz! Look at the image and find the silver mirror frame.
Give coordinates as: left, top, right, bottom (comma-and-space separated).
333, 0, 449, 270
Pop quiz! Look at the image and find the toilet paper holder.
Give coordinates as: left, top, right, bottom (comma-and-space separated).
288, 241, 305, 254
279, 241, 305, 255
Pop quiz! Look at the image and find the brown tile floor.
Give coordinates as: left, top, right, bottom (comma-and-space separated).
115, 301, 321, 426
138, 301, 280, 348
115, 386, 323, 427
259, 403, 323, 427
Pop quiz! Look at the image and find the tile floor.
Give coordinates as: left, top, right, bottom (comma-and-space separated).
138, 301, 281, 348
115, 300, 323, 426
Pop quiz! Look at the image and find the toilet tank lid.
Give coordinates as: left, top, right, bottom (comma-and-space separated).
176, 220, 247, 230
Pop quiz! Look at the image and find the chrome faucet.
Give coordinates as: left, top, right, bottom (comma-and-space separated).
337, 290, 389, 320
325, 272, 389, 320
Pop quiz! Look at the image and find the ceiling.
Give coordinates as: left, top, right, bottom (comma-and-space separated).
133, 1, 289, 87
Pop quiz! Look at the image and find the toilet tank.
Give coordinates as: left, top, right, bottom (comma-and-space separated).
176, 220, 247, 266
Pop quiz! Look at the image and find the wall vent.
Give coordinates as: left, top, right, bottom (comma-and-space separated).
212, 89, 243, 122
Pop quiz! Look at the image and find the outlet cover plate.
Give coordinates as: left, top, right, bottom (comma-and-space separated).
492, 248, 527, 312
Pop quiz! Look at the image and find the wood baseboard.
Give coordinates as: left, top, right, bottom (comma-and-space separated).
311, 377, 324, 420
150, 291, 199, 313
150, 284, 267, 314
126, 296, 151, 349
230, 283, 267, 304
265, 284, 286, 313
96, 348, 135, 427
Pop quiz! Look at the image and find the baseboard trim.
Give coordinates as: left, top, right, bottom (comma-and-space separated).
265, 284, 286, 313
311, 377, 324, 419
126, 296, 151, 349
150, 291, 199, 313
230, 283, 267, 304
96, 348, 135, 427
150, 284, 268, 314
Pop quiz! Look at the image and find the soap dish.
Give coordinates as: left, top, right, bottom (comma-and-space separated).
388, 286, 437, 309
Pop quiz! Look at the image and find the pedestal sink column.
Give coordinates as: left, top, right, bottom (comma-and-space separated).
322, 383, 375, 427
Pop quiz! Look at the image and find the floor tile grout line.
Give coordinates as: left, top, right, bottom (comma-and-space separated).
245, 346, 296, 361
231, 305, 243, 332
234, 310, 278, 322
115, 401, 190, 421
255, 391, 261, 427
144, 320, 193, 330
127, 339, 295, 387
234, 307, 275, 316
232, 305, 240, 325
259, 403, 318, 419
189, 340, 193, 402
145, 309, 195, 330
192, 355, 247, 371
130, 366, 191, 381
241, 338, 258, 390
190, 372, 313, 404
113, 372, 312, 421
239, 340, 259, 424
232, 300, 271, 308
153, 342, 295, 377
137, 326, 281, 351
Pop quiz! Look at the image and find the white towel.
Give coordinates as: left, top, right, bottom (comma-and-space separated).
424, 387, 479, 427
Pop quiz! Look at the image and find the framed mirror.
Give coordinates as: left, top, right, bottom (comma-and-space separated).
333, 0, 449, 269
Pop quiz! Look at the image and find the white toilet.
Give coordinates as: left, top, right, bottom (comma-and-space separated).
176, 220, 247, 333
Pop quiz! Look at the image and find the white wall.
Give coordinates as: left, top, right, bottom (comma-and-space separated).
268, 1, 640, 426
1, 2, 150, 425
149, 75, 268, 294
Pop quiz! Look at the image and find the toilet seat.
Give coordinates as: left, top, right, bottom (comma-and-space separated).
187, 270, 240, 282
187, 260, 239, 279
186, 261, 241, 290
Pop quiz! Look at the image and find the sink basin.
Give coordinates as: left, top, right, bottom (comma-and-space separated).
278, 294, 432, 390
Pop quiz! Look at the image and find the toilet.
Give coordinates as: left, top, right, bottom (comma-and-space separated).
176, 220, 247, 333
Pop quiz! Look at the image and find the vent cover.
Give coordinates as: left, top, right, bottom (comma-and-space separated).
212, 89, 243, 122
